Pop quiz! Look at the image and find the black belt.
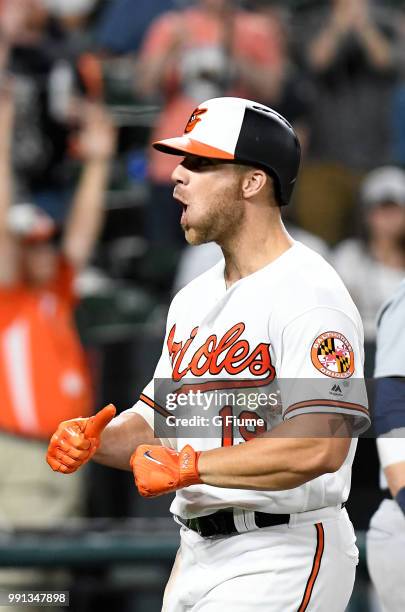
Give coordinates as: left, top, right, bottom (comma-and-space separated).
176, 503, 347, 538
176, 510, 290, 538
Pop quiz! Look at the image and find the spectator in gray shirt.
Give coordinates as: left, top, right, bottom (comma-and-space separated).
333, 166, 405, 342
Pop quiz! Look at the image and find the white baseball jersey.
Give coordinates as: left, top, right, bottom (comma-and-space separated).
130, 241, 369, 519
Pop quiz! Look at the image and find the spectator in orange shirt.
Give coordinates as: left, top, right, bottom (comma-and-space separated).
136, 0, 288, 247
0, 82, 116, 528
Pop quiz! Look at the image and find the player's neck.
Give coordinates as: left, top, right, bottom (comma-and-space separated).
221, 218, 294, 289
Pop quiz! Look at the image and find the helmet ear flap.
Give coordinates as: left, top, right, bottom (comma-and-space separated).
261, 168, 284, 207
234, 106, 301, 206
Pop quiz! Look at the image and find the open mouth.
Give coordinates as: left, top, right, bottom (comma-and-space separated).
173, 192, 189, 224
180, 203, 188, 226
173, 191, 187, 206
175, 198, 187, 215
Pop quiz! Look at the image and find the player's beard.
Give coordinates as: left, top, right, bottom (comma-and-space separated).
182, 180, 245, 246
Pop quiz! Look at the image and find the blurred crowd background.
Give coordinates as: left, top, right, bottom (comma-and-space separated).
0, 0, 405, 610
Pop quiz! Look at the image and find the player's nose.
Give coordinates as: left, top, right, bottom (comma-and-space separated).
171, 161, 189, 185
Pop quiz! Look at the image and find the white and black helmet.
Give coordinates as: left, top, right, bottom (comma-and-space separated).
153, 97, 301, 206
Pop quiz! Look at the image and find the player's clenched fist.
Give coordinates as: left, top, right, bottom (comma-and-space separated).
46, 404, 116, 474
131, 444, 202, 497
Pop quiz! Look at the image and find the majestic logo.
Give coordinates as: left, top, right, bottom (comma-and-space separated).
167, 323, 275, 383
311, 331, 355, 379
184, 108, 207, 134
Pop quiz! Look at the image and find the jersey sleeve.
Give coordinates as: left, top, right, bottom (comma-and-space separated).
128, 354, 177, 450
374, 281, 405, 378
276, 307, 370, 433
127, 301, 177, 449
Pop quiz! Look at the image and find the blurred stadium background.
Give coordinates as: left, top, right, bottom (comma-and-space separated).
0, 0, 404, 610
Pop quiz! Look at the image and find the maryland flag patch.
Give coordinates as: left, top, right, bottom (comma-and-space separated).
311, 331, 355, 379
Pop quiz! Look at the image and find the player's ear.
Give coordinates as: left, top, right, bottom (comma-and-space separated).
240, 168, 268, 200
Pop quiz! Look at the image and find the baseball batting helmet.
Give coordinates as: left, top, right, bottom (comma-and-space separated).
153, 97, 301, 206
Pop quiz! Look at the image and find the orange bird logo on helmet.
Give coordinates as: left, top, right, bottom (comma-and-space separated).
185, 108, 207, 134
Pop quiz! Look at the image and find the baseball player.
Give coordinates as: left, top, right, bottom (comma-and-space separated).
366, 279, 405, 612
47, 98, 370, 611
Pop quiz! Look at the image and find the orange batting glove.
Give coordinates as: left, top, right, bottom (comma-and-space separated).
46, 404, 116, 474
130, 444, 202, 497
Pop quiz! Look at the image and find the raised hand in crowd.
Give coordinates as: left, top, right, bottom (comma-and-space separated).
309, 0, 393, 71
62, 102, 117, 270
0, 78, 18, 285
0, 0, 46, 46
74, 102, 117, 162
